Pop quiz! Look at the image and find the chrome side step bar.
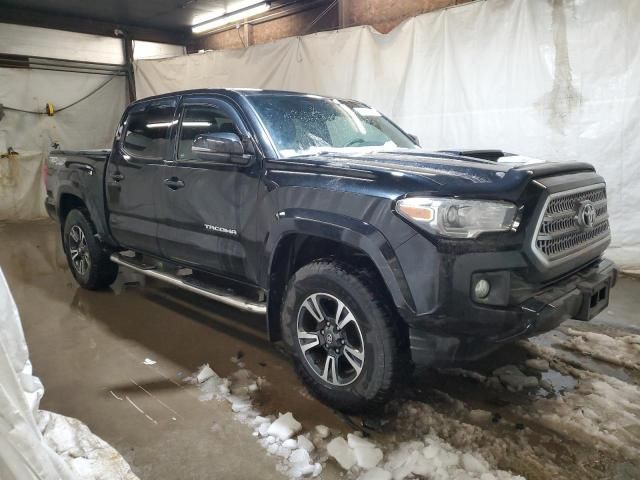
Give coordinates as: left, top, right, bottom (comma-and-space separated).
110, 253, 267, 315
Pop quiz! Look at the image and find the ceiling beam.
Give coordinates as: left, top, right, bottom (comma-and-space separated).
0, 6, 188, 45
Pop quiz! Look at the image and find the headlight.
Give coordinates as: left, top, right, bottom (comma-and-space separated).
395, 197, 518, 238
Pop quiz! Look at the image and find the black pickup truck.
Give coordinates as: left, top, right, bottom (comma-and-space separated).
45, 89, 617, 411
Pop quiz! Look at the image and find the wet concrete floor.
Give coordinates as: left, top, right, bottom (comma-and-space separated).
1, 220, 639, 479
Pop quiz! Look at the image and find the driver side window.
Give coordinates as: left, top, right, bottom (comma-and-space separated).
178, 105, 240, 161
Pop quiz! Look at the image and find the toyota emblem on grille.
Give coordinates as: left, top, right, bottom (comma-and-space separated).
576, 200, 596, 229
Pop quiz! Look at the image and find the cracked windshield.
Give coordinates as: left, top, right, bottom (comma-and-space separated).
248, 94, 418, 158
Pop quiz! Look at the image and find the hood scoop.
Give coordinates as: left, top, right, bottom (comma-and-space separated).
438, 149, 512, 162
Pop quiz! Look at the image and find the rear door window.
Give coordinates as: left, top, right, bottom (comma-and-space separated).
122, 99, 177, 160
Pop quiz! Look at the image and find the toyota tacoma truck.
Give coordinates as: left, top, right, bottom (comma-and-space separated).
45, 89, 618, 411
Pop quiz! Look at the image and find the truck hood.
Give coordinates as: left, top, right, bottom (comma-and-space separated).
270, 149, 595, 200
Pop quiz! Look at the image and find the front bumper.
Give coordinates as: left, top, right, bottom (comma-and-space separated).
409, 257, 618, 365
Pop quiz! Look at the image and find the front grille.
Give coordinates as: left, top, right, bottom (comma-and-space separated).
534, 185, 610, 263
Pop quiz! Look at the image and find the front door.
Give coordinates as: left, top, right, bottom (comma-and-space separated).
156, 95, 261, 284
106, 98, 177, 255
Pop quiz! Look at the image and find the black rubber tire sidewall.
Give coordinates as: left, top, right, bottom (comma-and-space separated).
281, 260, 402, 412
63, 209, 118, 290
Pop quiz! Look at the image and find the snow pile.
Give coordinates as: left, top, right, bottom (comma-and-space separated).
189, 363, 527, 480
388, 400, 547, 479
517, 368, 640, 458
381, 434, 523, 480
322, 402, 525, 479
440, 364, 549, 393
37, 410, 139, 480
188, 364, 323, 478
326, 434, 383, 471
253, 412, 324, 477
561, 328, 640, 370
187, 363, 266, 416
517, 341, 640, 458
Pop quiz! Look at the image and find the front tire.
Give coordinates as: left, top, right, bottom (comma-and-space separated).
63, 209, 118, 290
281, 260, 406, 412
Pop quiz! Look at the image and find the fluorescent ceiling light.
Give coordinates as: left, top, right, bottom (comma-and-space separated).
182, 121, 213, 127
193, 1, 271, 34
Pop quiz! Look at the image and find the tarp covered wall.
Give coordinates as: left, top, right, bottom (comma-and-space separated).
135, 0, 640, 270
0, 69, 127, 220
0, 24, 186, 221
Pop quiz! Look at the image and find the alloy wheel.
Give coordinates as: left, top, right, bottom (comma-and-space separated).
296, 293, 365, 386
68, 225, 91, 276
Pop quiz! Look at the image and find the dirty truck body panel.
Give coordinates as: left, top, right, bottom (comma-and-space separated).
46, 88, 618, 367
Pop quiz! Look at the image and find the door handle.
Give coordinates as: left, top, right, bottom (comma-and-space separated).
110, 172, 125, 182
163, 177, 185, 190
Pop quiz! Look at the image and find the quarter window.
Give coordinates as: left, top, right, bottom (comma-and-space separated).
178, 105, 241, 161
122, 100, 176, 160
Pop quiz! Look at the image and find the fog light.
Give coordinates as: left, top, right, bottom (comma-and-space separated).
474, 279, 491, 299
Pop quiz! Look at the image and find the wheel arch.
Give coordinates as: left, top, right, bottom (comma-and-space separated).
57, 186, 115, 247
264, 210, 415, 341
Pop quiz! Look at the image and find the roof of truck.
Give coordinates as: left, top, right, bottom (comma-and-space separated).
131, 88, 352, 106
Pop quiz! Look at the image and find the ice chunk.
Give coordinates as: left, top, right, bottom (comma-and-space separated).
296, 434, 315, 453
461, 452, 489, 473
258, 422, 271, 437
282, 438, 298, 449
353, 446, 383, 469
228, 395, 251, 412
290, 462, 316, 477
253, 415, 271, 425
347, 433, 383, 469
493, 365, 539, 391
525, 358, 550, 372
314, 425, 330, 438
358, 467, 392, 480
289, 448, 311, 464
327, 437, 356, 470
143, 358, 156, 365
195, 364, 216, 383
347, 433, 375, 449
267, 412, 302, 441
275, 446, 291, 458
468, 409, 492, 424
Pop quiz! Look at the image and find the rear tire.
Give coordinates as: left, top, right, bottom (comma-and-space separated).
63, 209, 118, 290
281, 259, 406, 413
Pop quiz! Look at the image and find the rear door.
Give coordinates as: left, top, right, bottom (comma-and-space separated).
156, 95, 261, 284
105, 97, 177, 254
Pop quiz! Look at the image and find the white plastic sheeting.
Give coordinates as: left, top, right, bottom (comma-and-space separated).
0, 269, 72, 479
0, 268, 139, 479
0, 68, 127, 220
0, 151, 47, 220
135, 0, 640, 269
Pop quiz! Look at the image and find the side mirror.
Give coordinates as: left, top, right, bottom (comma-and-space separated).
407, 133, 420, 146
192, 132, 248, 164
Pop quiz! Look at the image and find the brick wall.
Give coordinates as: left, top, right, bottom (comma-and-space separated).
192, 0, 473, 52
343, 0, 471, 33
194, 3, 338, 51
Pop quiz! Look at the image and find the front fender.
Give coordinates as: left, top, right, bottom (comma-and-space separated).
264, 209, 416, 316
